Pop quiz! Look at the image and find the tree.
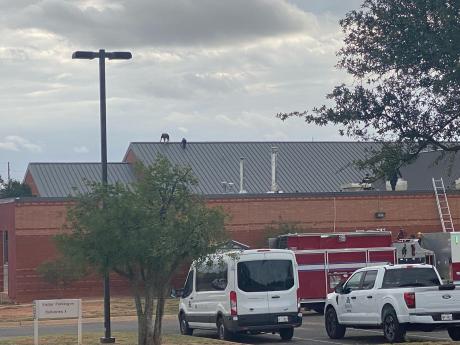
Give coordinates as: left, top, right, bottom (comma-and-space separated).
0, 176, 32, 198
279, 0, 460, 168
55, 157, 228, 345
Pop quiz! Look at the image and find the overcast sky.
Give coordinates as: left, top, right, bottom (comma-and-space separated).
0, 0, 363, 179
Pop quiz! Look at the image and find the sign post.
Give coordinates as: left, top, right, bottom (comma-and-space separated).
33, 299, 82, 345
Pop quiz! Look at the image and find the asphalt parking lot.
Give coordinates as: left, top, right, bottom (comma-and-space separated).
0, 312, 452, 344
193, 312, 451, 345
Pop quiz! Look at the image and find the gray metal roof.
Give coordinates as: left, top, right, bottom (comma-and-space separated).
125, 142, 384, 194
399, 150, 460, 191
26, 163, 136, 198
25, 143, 460, 198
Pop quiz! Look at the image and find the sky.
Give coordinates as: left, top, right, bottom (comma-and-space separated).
0, 0, 363, 180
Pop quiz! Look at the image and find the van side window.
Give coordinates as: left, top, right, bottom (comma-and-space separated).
182, 270, 194, 298
196, 263, 228, 292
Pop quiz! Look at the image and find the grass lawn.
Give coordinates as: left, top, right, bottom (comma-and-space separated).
0, 298, 179, 323
0, 332, 239, 345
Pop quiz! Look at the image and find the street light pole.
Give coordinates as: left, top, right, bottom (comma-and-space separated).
72, 49, 132, 344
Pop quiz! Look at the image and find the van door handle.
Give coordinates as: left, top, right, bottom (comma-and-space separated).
271, 295, 280, 299
190, 297, 194, 300
351, 296, 356, 300
367, 296, 373, 299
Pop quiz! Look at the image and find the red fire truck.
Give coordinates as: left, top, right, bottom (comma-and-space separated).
270, 230, 396, 312
420, 232, 460, 283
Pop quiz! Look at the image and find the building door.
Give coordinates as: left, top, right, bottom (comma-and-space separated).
2, 231, 7, 293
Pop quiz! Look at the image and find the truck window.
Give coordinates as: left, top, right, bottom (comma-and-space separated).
382, 268, 441, 288
361, 270, 378, 290
183, 270, 194, 298
238, 260, 294, 292
344, 272, 364, 292
196, 262, 228, 292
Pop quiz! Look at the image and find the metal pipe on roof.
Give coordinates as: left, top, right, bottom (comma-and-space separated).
239, 157, 247, 194
271, 147, 279, 193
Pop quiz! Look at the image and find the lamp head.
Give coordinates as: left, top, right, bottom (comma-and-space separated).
72, 51, 99, 59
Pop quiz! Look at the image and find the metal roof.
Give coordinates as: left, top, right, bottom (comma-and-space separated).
399, 150, 460, 191
125, 141, 383, 194
25, 143, 460, 198
26, 163, 136, 198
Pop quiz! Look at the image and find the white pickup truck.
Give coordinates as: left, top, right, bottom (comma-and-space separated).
324, 264, 460, 343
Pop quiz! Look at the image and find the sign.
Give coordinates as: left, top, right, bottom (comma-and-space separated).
34, 299, 80, 319
34, 299, 82, 345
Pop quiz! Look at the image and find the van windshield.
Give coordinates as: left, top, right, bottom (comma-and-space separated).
237, 260, 294, 292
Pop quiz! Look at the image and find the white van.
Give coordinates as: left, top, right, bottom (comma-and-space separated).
177, 249, 302, 341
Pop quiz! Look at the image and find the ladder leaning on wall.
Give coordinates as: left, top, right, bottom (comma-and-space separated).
432, 178, 455, 232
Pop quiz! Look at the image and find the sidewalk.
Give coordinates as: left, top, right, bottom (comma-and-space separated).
0, 314, 177, 328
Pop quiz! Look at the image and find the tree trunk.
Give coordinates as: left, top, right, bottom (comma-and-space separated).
134, 290, 155, 345
153, 289, 166, 345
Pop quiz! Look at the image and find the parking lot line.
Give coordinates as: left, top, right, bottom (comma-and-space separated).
292, 336, 349, 344
342, 328, 450, 341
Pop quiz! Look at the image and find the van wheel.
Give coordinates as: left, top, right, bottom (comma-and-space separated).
279, 327, 294, 341
325, 307, 346, 339
448, 327, 460, 341
179, 313, 193, 336
382, 307, 406, 343
217, 317, 233, 340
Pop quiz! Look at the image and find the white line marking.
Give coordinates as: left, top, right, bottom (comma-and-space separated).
351, 328, 450, 340
292, 336, 348, 344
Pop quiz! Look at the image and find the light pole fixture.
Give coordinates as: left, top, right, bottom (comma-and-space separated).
72, 49, 132, 344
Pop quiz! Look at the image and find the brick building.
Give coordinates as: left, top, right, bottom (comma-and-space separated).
1, 142, 458, 302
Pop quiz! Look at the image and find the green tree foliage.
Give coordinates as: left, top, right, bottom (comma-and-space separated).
55, 157, 228, 345
0, 176, 32, 198
279, 0, 460, 166
37, 257, 88, 289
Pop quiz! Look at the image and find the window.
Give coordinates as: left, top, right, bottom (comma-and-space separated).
344, 272, 364, 292
182, 270, 194, 298
361, 270, 378, 290
196, 263, 228, 292
382, 268, 441, 288
237, 260, 294, 292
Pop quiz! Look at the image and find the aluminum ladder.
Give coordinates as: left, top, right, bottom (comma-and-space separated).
432, 178, 455, 232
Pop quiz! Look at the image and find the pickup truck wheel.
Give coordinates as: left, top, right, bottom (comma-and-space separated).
279, 327, 294, 341
448, 327, 460, 341
217, 317, 234, 341
382, 308, 406, 343
179, 313, 193, 336
325, 307, 346, 339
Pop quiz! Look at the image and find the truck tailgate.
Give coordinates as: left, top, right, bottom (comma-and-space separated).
415, 287, 460, 312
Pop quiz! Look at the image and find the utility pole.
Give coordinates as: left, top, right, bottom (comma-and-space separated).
7, 162, 10, 184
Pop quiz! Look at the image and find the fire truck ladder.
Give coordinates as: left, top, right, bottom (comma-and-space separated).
432, 178, 455, 232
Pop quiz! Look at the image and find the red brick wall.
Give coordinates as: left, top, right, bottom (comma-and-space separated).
24, 171, 39, 197
0, 201, 15, 296
2, 191, 458, 302
208, 192, 448, 247
12, 201, 131, 302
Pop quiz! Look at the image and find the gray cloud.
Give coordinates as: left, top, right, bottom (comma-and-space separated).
8, 0, 314, 47
0, 0, 358, 181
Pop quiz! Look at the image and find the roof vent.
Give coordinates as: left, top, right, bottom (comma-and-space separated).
239, 157, 247, 194
181, 138, 187, 149
269, 146, 280, 193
